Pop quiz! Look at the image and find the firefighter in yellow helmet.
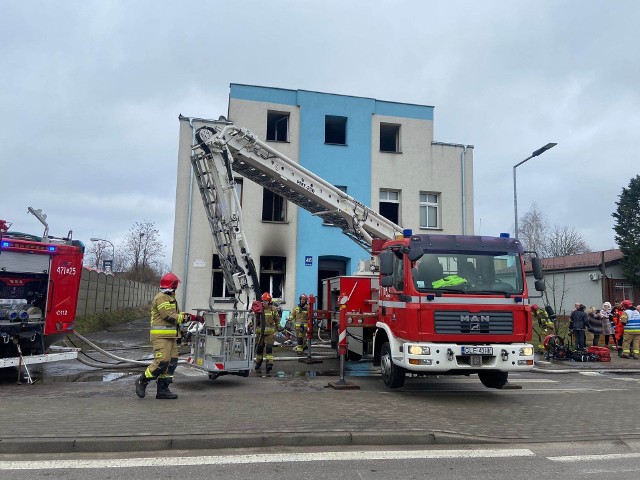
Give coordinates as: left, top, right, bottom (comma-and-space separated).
290, 294, 309, 355
135, 273, 190, 400
255, 292, 280, 372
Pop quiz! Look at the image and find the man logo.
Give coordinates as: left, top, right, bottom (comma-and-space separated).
461, 315, 489, 333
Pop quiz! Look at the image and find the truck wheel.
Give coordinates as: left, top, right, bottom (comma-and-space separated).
380, 342, 405, 388
478, 371, 508, 389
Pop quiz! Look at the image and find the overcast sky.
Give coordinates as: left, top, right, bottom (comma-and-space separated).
2, 0, 638, 266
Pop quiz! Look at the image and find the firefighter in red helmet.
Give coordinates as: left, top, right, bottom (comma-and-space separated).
135, 272, 190, 399
255, 292, 280, 372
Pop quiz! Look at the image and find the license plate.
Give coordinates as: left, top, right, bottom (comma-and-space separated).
461, 346, 493, 356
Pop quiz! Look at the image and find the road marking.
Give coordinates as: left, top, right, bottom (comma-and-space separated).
0, 449, 535, 470
511, 379, 557, 383
548, 453, 640, 462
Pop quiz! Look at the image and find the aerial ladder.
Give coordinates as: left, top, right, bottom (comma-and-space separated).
185, 117, 403, 378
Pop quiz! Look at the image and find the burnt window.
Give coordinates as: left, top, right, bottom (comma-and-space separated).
262, 188, 286, 222
379, 190, 400, 225
266, 111, 289, 142
260, 256, 286, 300
325, 115, 347, 145
380, 123, 401, 153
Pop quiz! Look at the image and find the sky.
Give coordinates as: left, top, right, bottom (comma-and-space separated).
2, 0, 638, 266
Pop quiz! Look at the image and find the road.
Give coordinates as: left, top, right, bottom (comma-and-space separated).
2, 442, 640, 479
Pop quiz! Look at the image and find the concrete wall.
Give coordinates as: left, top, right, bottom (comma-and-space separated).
75, 268, 155, 317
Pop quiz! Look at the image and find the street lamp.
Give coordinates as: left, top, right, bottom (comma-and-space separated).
90, 237, 115, 272
513, 143, 557, 239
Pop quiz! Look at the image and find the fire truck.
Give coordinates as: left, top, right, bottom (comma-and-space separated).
0, 208, 84, 370
186, 117, 544, 388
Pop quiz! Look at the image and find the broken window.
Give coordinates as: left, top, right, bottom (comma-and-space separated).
380, 123, 401, 153
260, 256, 286, 300
262, 188, 286, 222
379, 190, 400, 225
325, 115, 347, 145
266, 111, 289, 142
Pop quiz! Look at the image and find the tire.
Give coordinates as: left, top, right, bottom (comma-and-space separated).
380, 342, 405, 389
478, 371, 508, 389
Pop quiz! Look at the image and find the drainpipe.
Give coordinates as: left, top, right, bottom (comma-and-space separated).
460, 146, 467, 235
180, 117, 196, 311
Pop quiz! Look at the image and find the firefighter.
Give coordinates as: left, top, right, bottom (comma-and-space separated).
620, 299, 640, 359
532, 304, 553, 350
290, 294, 309, 355
135, 272, 189, 400
255, 292, 280, 372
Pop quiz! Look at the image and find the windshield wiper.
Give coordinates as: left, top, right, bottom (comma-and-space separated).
468, 290, 512, 297
429, 287, 467, 294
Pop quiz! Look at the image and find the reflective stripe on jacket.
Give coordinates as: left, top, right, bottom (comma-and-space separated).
258, 305, 280, 336
623, 309, 640, 334
291, 305, 308, 327
150, 291, 184, 339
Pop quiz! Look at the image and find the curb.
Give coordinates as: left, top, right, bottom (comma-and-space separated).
532, 366, 640, 374
0, 431, 509, 455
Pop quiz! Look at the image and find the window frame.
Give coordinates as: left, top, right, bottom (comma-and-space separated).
266, 111, 290, 143
260, 256, 286, 301
380, 123, 401, 153
324, 115, 348, 145
419, 192, 440, 230
261, 188, 287, 223
379, 189, 401, 225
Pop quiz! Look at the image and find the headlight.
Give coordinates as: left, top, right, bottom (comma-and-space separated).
519, 347, 534, 356
408, 345, 430, 355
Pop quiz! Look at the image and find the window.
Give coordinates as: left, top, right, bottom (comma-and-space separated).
262, 188, 286, 222
419, 192, 440, 229
260, 256, 286, 300
211, 254, 234, 298
614, 281, 634, 304
234, 178, 243, 205
380, 123, 401, 153
379, 190, 400, 225
323, 186, 347, 227
266, 111, 289, 142
325, 115, 347, 145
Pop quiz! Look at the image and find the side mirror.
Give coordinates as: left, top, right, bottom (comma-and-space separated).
531, 257, 544, 280
380, 276, 394, 288
534, 279, 545, 292
407, 247, 424, 262
379, 251, 394, 276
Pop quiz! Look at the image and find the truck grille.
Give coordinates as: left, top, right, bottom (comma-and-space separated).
434, 311, 514, 335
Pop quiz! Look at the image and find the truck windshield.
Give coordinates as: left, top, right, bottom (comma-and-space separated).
411, 252, 524, 295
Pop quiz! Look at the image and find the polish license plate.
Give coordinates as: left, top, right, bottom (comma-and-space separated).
461, 346, 493, 356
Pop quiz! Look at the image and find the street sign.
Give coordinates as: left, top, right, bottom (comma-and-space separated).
305, 256, 313, 266
102, 259, 113, 273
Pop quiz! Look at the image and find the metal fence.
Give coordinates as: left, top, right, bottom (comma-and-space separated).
75, 268, 156, 317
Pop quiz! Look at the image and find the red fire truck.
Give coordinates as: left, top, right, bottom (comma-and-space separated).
0, 208, 84, 369
187, 118, 544, 389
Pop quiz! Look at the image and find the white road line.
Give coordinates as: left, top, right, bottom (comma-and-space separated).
511, 379, 557, 383
548, 453, 640, 462
0, 449, 535, 470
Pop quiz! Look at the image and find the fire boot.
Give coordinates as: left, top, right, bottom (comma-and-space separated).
135, 374, 150, 398
156, 379, 178, 400
266, 362, 273, 373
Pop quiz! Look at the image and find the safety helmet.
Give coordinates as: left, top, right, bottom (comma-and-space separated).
261, 292, 272, 302
160, 273, 180, 290
621, 299, 633, 309
299, 294, 308, 302
531, 304, 539, 311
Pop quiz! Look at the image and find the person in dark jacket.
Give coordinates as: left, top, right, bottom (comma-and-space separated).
586, 307, 603, 346
570, 304, 588, 350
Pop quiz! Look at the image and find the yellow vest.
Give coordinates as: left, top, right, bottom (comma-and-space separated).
150, 291, 184, 339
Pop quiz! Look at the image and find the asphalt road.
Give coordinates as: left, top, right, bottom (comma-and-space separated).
3, 441, 640, 480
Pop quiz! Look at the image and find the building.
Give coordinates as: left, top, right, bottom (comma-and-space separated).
525, 249, 638, 316
172, 84, 474, 312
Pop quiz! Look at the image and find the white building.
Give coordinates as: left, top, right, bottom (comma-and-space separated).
172, 84, 474, 312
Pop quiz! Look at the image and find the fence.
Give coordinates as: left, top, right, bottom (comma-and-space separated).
75, 268, 156, 317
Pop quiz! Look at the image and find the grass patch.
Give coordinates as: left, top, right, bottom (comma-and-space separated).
74, 305, 151, 334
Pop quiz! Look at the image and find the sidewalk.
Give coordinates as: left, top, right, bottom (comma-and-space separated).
3, 326, 640, 455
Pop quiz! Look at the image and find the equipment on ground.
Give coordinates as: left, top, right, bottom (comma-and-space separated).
185, 117, 542, 388
0, 208, 84, 381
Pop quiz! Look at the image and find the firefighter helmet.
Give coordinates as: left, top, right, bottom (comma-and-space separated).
299, 294, 308, 302
531, 304, 539, 311
621, 299, 633, 309
261, 292, 272, 302
160, 273, 180, 290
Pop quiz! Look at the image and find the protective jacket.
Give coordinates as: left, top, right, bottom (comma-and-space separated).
291, 303, 309, 327
622, 308, 640, 334
259, 304, 280, 336
150, 291, 185, 339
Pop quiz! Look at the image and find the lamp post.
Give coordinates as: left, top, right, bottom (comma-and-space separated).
90, 237, 115, 272
513, 143, 557, 239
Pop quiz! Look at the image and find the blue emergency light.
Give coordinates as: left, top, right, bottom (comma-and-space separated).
403, 229, 413, 238
499, 233, 510, 238
1, 241, 9, 247
48, 246, 56, 252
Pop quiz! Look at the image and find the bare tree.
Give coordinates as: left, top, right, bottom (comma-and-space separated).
119, 220, 166, 283
84, 241, 109, 270
518, 203, 549, 256
546, 225, 591, 257
519, 204, 591, 258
